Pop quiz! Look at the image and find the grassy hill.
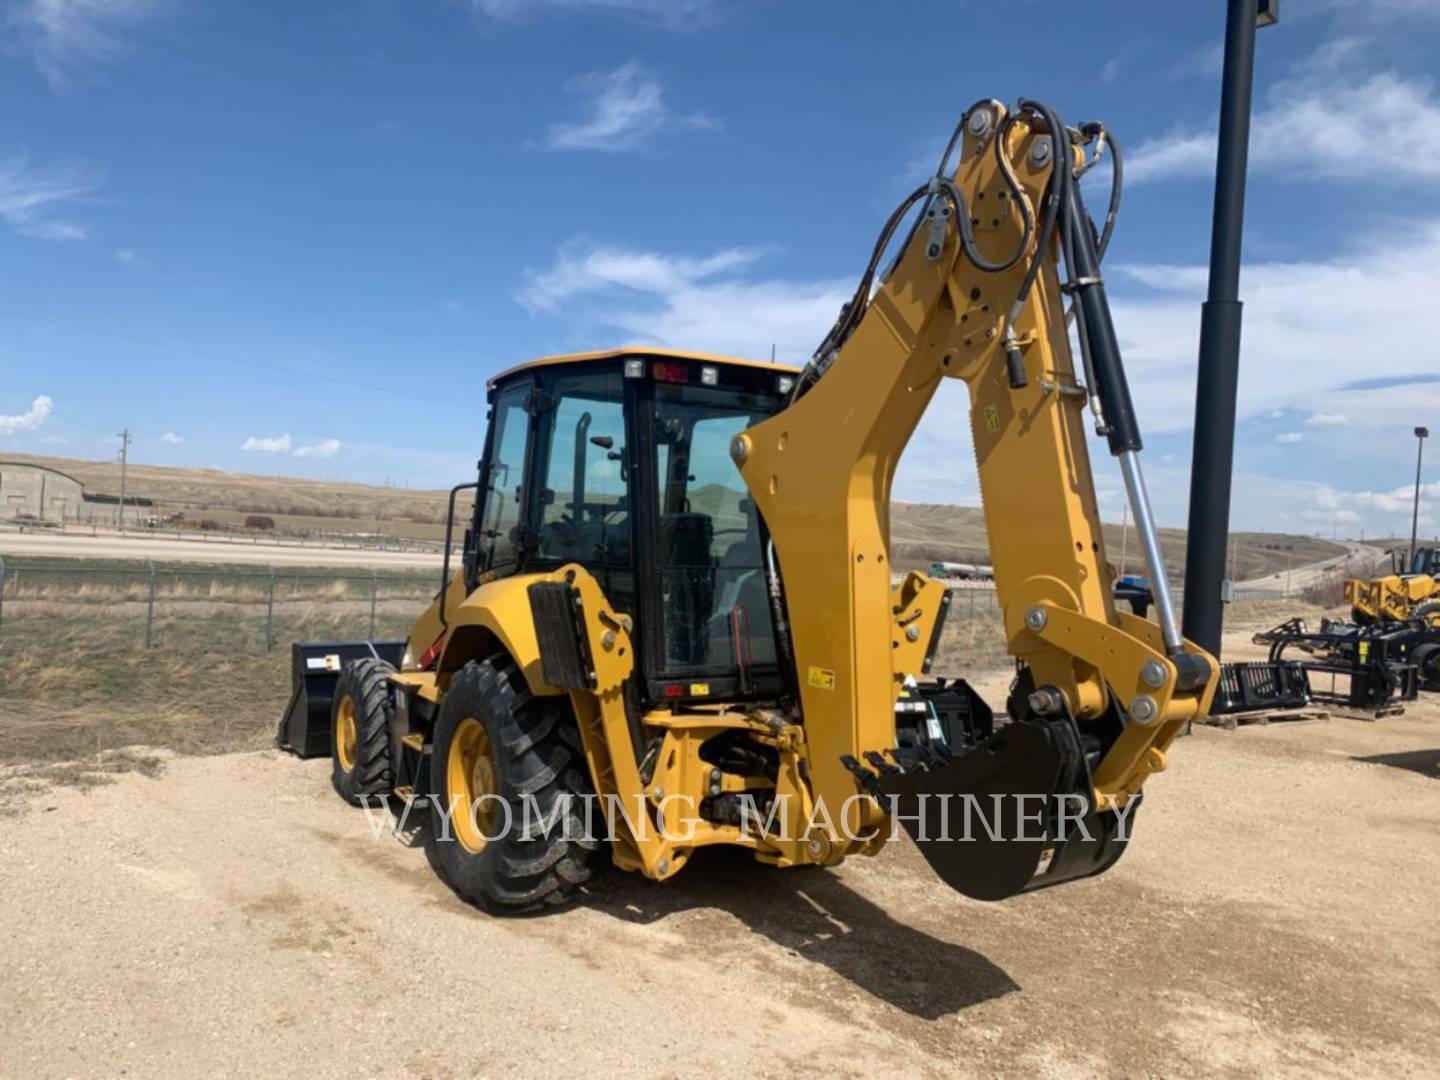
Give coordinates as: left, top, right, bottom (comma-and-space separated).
2, 452, 1345, 578
889, 502, 1345, 583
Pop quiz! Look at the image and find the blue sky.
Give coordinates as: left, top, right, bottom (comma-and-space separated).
2, 0, 1438, 537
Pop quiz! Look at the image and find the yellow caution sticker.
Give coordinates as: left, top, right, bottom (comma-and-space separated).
808, 666, 836, 691
983, 404, 1000, 434
689, 682, 711, 696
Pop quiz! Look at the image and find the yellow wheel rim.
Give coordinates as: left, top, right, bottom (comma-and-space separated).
335, 695, 358, 772
447, 718, 498, 854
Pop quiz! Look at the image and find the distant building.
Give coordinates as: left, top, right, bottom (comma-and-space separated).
0, 461, 85, 522
0, 461, 154, 524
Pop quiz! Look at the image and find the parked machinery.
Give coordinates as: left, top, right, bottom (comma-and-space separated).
281, 98, 1220, 912
1345, 546, 1440, 626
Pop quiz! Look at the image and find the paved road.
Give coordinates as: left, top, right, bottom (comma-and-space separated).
0, 529, 444, 570
1234, 540, 1382, 593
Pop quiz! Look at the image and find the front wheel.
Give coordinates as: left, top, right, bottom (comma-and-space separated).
425, 657, 602, 913
331, 658, 395, 805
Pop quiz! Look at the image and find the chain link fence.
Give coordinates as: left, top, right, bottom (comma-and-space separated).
0, 558, 439, 652
0, 558, 1308, 653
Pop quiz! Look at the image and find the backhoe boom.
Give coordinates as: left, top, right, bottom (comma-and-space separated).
734, 99, 1217, 898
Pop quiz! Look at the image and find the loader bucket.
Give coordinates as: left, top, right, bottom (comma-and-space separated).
863, 717, 1135, 902
276, 640, 405, 758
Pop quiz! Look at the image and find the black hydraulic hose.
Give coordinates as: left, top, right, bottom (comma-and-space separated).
1031, 100, 1140, 455
1097, 132, 1123, 262
802, 106, 1039, 402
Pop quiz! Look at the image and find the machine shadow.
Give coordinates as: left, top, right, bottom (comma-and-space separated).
586, 846, 1019, 1019
1353, 748, 1440, 779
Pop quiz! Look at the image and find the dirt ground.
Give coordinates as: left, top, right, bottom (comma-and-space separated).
2, 622, 1438, 1078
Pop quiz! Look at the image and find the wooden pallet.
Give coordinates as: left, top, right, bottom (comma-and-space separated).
1199, 709, 1331, 730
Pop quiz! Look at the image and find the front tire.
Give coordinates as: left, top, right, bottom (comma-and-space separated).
426, 657, 602, 913
331, 658, 395, 805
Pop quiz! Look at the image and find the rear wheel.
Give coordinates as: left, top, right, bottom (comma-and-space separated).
426, 657, 602, 913
1411, 643, 1440, 690
331, 658, 395, 805
1412, 600, 1440, 628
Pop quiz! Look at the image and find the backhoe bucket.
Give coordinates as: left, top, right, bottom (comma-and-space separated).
861, 718, 1136, 902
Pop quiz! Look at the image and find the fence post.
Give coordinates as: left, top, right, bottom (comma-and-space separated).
369, 569, 378, 640
266, 566, 276, 651
0, 555, 5, 630
144, 560, 156, 649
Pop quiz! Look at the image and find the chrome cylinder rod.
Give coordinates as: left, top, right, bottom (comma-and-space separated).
1118, 449, 1184, 653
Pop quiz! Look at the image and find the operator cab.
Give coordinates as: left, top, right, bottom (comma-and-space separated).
464, 349, 799, 706
1396, 546, 1439, 577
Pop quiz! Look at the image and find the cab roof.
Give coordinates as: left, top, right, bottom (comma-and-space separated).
487, 346, 802, 388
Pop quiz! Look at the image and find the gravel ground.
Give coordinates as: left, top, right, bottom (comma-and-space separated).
2, 627, 1438, 1079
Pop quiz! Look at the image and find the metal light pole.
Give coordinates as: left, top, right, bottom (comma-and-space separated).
1411, 426, 1429, 568
1181, 0, 1279, 658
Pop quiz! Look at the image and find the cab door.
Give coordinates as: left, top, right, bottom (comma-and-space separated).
470, 378, 535, 584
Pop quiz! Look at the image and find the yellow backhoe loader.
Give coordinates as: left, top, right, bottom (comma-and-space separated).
1345, 546, 1440, 626
279, 98, 1218, 912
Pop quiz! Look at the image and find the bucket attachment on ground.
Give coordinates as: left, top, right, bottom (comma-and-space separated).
844, 713, 1135, 902
276, 640, 405, 757
1211, 660, 1311, 715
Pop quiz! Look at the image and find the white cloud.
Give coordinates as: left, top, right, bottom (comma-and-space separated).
242, 433, 292, 454
114, 246, 139, 264
517, 220, 1440, 534
0, 394, 54, 435
0, 155, 97, 240
541, 61, 719, 153
472, 0, 716, 31
293, 438, 341, 459
6, 0, 167, 90
1110, 214, 1440, 444
520, 240, 847, 360
160, 431, 183, 444
1275, 432, 1303, 444
1129, 46, 1440, 184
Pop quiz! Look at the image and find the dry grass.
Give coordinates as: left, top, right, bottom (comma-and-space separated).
0, 599, 423, 796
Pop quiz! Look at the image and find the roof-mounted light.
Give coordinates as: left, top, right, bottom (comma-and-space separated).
652, 361, 688, 384
776, 375, 795, 395
623, 358, 645, 379
700, 365, 719, 386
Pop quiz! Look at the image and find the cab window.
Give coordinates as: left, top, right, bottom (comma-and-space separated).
477, 384, 529, 573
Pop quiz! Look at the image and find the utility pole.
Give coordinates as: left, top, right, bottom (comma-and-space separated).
117, 428, 131, 533
1181, 0, 1278, 658
1411, 426, 1429, 568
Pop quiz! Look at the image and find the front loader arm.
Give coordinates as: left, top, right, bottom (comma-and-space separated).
734, 100, 1216, 897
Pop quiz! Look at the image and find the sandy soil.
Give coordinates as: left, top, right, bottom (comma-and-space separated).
2, 631, 1438, 1079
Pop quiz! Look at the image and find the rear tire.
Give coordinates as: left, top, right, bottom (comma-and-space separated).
1412, 643, 1440, 690
330, 658, 395, 805
426, 657, 602, 914
1412, 600, 1440, 628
